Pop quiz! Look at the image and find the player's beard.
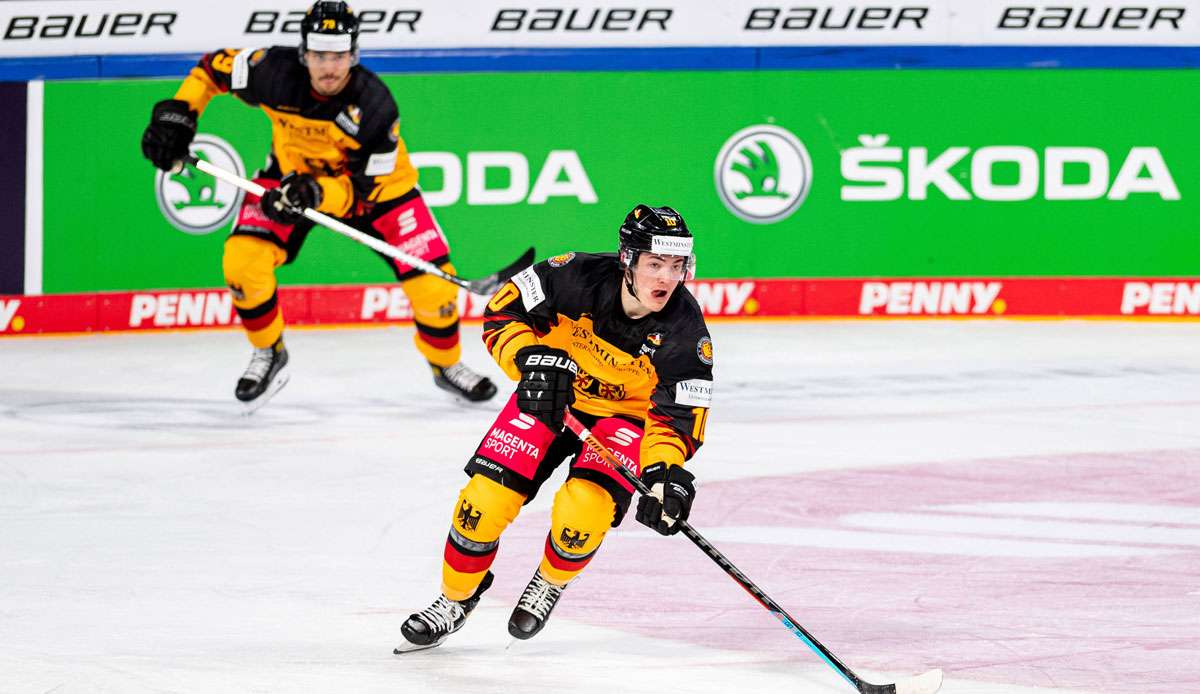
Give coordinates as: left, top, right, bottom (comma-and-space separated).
312, 70, 350, 96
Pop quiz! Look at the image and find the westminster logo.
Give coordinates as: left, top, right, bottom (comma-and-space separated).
155, 134, 245, 235
715, 124, 812, 224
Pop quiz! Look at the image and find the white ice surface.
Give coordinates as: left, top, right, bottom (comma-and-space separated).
2, 320, 1198, 694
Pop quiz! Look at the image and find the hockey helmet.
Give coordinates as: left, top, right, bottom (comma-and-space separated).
618, 204, 696, 284
300, 1, 360, 63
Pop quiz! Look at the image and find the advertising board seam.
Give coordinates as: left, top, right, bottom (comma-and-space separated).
23, 78, 42, 296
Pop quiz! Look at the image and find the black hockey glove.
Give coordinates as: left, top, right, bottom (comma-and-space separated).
261, 172, 323, 224
141, 99, 197, 171
514, 345, 578, 431
636, 462, 696, 536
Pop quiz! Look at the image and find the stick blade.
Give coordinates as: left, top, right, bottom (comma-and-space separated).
465, 247, 536, 296
893, 668, 943, 694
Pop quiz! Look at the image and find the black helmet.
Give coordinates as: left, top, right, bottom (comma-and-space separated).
618, 204, 696, 295
300, 2, 359, 63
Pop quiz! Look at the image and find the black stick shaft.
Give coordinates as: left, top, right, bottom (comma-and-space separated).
564, 412, 889, 694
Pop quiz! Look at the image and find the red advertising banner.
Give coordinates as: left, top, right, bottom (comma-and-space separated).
2, 278, 1198, 336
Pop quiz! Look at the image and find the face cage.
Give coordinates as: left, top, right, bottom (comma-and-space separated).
620, 248, 697, 283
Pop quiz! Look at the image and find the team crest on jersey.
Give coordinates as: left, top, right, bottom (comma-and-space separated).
576, 370, 625, 401
248, 49, 267, 67
548, 252, 576, 268
639, 331, 665, 357
335, 105, 362, 136
696, 336, 714, 365
388, 119, 400, 143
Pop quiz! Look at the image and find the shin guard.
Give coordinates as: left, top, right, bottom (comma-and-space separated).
539, 478, 615, 586
442, 474, 525, 601
403, 263, 461, 368
222, 235, 287, 348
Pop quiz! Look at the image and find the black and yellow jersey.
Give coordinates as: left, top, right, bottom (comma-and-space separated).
173, 46, 417, 217
483, 252, 714, 469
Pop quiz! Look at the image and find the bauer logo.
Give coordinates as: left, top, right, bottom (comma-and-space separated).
715, 124, 812, 224
154, 134, 245, 235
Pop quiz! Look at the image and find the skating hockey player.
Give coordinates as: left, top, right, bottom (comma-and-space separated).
395, 204, 714, 652
139, 1, 497, 410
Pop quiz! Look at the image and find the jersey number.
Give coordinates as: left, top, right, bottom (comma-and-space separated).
210, 51, 235, 74
486, 282, 520, 312
691, 407, 709, 442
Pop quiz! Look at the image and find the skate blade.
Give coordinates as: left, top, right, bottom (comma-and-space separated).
446, 394, 498, 408
433, 384, 498, 408
392, 636, 447, 655
240, 367, 291, 416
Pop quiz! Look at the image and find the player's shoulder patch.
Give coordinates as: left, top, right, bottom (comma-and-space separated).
696, 335, 714, 366
365, 148, 398, 176
675, 378, 713, 407
512, 267, 546, 311
231, 46, 267, 90
547, 252, 575, 268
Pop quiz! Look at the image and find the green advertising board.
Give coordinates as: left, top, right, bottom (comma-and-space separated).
44, 69, 1198, 293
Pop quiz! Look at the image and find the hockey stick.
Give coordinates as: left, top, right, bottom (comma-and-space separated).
180, 155, 534, 295
563, 411, 943, 694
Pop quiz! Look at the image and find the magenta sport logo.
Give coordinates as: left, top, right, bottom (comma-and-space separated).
154, 134, 246, 235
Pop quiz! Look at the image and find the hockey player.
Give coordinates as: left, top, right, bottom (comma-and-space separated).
395, 204, 714, 652
139, 1, 497, 409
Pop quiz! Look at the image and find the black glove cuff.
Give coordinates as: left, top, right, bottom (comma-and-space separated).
151, 99, 197, 132
640, 462, 695, 494
639, 461, 668, 485
281, 173, 323, 210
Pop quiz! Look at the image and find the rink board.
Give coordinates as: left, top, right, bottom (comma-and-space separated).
16, 68, 1199, 296
2, 276, 1199, 336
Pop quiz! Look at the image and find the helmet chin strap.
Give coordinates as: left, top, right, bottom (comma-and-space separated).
621, 249, 639, 300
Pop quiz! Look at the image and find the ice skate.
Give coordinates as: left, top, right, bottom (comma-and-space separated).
507, 570, 567, 640
394, 571, 494, 654
432, 362, 497, 403
235, 337, 289, 413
